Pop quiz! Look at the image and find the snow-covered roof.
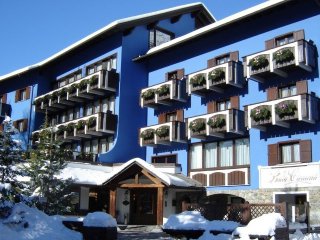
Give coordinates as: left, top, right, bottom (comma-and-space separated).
0, 2, 214, 82
134, 0, 292, 61
104, 158, 203, 188
61, 158, 202, 188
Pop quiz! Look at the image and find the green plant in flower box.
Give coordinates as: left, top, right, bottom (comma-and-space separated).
87, 117, 97, 128
141, 89, 155, 100
75, 120, 86, 130
275, 101, 297, 119
140, 129, 155, 140
189, 73, 206, 87
207, 116, 226, 129
248, 55, 269, 71
155, 125, 170, 138
208, 68, 225, 83
155, 85, 170, 96
189, 118, 206, 133
273, 48, 295, 64
250, 106, 271, 122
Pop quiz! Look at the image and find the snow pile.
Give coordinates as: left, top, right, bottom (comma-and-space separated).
164, 211, 208, 230
0, 203, 82, 240
290, 230, 320, 240
233, 213, 286, 238
207, 220, 239, 232
83, 212, 117, 228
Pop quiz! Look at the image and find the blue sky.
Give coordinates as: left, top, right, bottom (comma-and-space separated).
0, 0, 264, 76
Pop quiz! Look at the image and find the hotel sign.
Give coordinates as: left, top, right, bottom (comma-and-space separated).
259, 163, 320, 188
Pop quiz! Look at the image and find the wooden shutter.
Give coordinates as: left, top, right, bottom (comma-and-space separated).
158, 113, 166, 124
268, 143, 279, 166
26, 87, 31, 100
209, 172, 225, 186
296, 80, 308, 95
15, 90, 19, 102
293, 29, 305, 41
300, 140, 311, 163
23, 119, 28, 132
267, 87, 278, 101
207, 101, 217, 113
176, 110, 184, 122
230, 96, 239, 109
192, 173, 207, 186
207, 58, 217, 68
229, 51, 239, 62
0, 124, 3, 132
13, 120, 18, 129
1, 94, 7, 103
228, 171, 245, 185
176, 69, 185, 80
265, 39, 275, 50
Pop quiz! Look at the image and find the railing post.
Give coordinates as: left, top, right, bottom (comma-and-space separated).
305, 201, 310, 233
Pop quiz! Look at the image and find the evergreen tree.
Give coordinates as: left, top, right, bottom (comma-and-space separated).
0, 117, 24, 210
24, 116, 75, 215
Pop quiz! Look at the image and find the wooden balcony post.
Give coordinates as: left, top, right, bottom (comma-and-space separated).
157, 187, 164, 225
109, 188, 117, 218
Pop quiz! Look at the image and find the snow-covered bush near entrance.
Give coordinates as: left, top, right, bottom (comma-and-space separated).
233, 212, 286, 238
83, 211, 117, 228
163, 211, 208, 230
0, 203, 82, 240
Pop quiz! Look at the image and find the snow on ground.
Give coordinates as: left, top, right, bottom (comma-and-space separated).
0, 203, 82, 240
83, 211, 117, 228
164, 211, 320, 240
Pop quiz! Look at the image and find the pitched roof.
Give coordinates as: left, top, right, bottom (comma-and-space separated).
134, 0, 320, 61
0, 2, 214, 82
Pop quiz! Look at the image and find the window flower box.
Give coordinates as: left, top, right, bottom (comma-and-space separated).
140, 129, 155, 144
87, 117, 97, 131
56, 125, 66, 140
141, 89, 156, 105
207, 115, 226, 133
67, 84, 77, 97
155, 125, 170, 141
89, 75, 99, 89
78, 79, 89, 93
156, 84, 170, 100
208, 67, 225, 85
189, 73, 206, 91
189, 118, 206, 137
250, 105, 272, 125
75, 120, 86, 134
248, 54, 270, 74
66, 123, 75, 137
273, 47, 295, 69
275, 100, 298, 120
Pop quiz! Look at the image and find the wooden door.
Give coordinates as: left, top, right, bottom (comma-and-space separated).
130, 188, 157, 225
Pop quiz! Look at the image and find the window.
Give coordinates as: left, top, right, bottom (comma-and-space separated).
189, 138, 250, 170
204, 142, 217, 168
216, 55, 230, 65
100, 139, 108, 153
68, 109, 74, 121
190, 144, 202, 169
281, 143, 300, 163
236, 139, 250, 165
14, 119, 28, 132
220, 140, 233, 167
149, 27, 174, 49
152, 154, 177, 164
167, 71, 178, 80
217, 99, 231, 111
58, 70, 82, 87
276, 34, 294, 46
279, 85, 297, 98
86, 56, 117, 75
85, 104, 93, 116
166, 112, 177, 122
84, 141, 91, 153
94, 100, 100, 114
92, 139, 99, 154
15, 87, 30, 102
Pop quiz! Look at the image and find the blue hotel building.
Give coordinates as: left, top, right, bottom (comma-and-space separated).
1, 0, 320, 226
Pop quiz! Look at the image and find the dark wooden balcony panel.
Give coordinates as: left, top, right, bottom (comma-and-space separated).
228, 171, 246, 185
209, 172, 225, 186
88, 70, 119, 96
156, 121, 186, 145
0, 103, 11, 117
98, 111, 117, 134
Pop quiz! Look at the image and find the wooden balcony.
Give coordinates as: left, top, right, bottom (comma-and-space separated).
34, 69, 119, 112
139, 121, 186, 147
190, 167, 250, 187
186, 109, 245, 139
187, 61, 244, 97
246, 93, 319, 130
140, 79, 187, 108
245, 40, 316, 82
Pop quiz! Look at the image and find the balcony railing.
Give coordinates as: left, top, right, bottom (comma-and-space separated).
246, 93, 319, 130
187, 61, 243, 97
186, 109, 245, 139
245, 40, 316, 82
139, 121, 186, 147
34, 69, 119, 112
32, 111, 117, 142
140, 79, 187, 108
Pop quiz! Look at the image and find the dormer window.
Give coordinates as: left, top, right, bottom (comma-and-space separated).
149, 27, 174, 49
276, 33, 294, 46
